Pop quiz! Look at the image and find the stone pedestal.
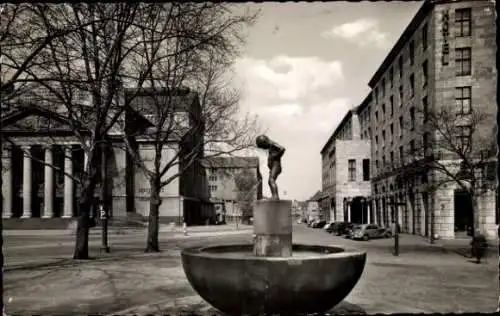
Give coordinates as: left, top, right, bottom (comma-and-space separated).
253, 199, 292, 257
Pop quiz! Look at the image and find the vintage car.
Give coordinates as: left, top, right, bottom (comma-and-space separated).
349, 224, 392, 241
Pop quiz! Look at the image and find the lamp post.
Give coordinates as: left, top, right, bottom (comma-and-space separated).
388, 195, 405, 256
100, 142, 110, 253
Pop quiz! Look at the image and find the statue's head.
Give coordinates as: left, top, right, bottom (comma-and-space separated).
256, 135, 270, 149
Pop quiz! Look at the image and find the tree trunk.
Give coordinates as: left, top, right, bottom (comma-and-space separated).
73, 182, 95, 259
73, 151, 99, 260
145, 176, 161, 252
471, 191, 480, 231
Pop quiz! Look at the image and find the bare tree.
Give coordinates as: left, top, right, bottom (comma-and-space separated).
1, 3, 184, 259
120, 3, 260, 252
396, 102, 497, 236
234, 168, 260, 225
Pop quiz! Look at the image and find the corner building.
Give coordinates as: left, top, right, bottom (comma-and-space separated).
367, 0, 497, 239
320, 96, 372, 224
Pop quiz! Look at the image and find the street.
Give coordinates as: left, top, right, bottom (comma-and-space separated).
3, 224, 498, 314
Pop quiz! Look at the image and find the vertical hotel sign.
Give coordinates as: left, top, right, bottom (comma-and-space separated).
441, 9, 450, 66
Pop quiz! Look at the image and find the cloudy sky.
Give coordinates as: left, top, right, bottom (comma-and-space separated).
232, 1, 422, 201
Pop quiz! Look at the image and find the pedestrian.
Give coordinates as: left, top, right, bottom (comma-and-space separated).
470, 229, 488, 264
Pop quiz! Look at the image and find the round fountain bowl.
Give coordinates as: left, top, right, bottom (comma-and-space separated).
181, 244, 366, 315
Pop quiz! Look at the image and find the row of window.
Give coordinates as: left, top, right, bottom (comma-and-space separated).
373, 7, 473, 104
347, 159, 370, 182
372, 85, 471, 149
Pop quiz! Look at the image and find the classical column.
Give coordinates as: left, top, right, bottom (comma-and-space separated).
42, 145, 54, 218
367, 200, 371, 223
63, 146, 74, 218
2, 144, 13, 218
21, 145, 32, 218
347, 200, 351, 222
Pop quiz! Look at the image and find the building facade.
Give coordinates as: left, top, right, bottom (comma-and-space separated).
366, 0, 497, 239
320, 96, 372, 224
306, 191, 322, 223
202, 157, 262, 223
1, 87, 213, 226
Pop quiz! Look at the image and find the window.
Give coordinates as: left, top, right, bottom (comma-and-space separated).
209, 185, 217, 192
381, 79, 386, 98
422, 60, 428, 87
455, 47, 471, 76
399, 116, 403, 137
376, 159, 379, 169
382, 103, 386, 116
389, 96, 394, 116
348, 159, 356, 182
409, 74, 415, 97
456, 125, 472, 149
422, 96, 428, 122
423, 132, 430, 156
209, 174, 217, 181
409, 40, 415, 65
399, 145, 404, 164
375, 111, 379, 122
382, 130, 386, 147
389, 68, 394, 88
455, 86, 471, 114
362, 159, 370, 181
398, 85, 403, 106
455, 8, 471, 37
410, 140, 415, 156
410, 107, 415, 130
390, 151, 394, 168
422, 24, 428, 51
389, 123, 394, 143
398, 56, 403, 78
375, 135, 379, 145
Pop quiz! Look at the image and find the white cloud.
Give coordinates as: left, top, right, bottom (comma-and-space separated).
322, 18, 390, 49
233, 55, 353, 199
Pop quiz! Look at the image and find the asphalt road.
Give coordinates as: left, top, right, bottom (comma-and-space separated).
3, 224, 498, 314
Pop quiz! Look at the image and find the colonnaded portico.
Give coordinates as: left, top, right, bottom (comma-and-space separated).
2, 141, 86, 219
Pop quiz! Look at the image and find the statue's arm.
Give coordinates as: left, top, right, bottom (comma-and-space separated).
270, 141, 285, 155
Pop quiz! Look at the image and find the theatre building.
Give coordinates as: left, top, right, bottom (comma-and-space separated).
366, 0, 497, 239
1, 87, 213, 226
320, 95, 372, 224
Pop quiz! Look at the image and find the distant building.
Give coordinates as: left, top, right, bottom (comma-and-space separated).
202, 156, 262, 223
320, 96, 372, 224
306, 191, 322, 222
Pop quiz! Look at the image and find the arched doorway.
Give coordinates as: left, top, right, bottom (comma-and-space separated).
454, 189, 473, 236
350, 196, 365, 224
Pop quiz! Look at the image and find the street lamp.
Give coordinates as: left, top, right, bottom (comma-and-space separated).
388, 195, 405, 256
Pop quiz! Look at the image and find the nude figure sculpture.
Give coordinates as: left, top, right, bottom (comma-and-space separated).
256, 135, 285, 200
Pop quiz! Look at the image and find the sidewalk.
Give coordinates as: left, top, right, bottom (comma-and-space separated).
3, 223, 253, 237
397, 233, 499, 258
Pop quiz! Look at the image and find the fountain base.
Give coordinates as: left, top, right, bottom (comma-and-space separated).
181, 244, 366, 315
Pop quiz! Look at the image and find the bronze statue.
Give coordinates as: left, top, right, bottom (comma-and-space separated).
256, 135, 285, 200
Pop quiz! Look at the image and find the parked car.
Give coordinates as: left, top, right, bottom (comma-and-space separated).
328, 222, 354, 235
344, 224, 361, 239
323, 221, 336, 231
311, 219, 327, 228
350, 224, 392, 241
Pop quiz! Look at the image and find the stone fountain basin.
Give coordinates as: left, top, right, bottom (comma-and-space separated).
181, 244, 366, 315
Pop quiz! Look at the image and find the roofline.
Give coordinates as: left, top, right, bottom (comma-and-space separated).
368, 0, 435, 87
355, 93, 373, 114
320, 109, 354, 154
